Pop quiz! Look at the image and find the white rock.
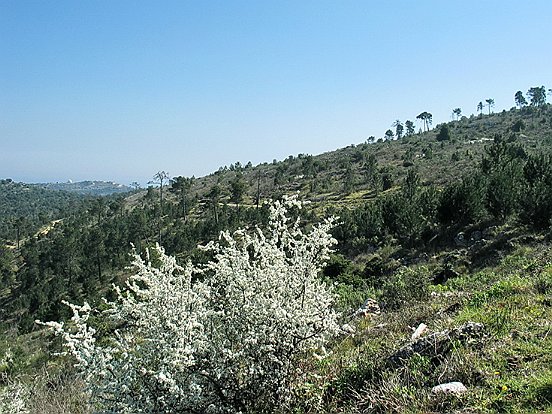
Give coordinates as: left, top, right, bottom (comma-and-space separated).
341, 323, 355, 334
411, 323, 428, 341
431, 381, 467, 395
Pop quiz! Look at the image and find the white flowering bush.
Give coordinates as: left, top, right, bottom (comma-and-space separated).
39, 196, 340, 413
0, 382, 29, 414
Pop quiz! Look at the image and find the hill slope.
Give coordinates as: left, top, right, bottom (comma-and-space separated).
1, 100, 552, 413
38, 180, 133, 196
0, 179, 91, 243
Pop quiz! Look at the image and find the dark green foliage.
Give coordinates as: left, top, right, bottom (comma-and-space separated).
229, 172, 247, 205
362, 253, 399, 284
3, 87, 552, 414
485, 161, 523, 220
519, 154, 552, 229
380, 268, 429, 310
402, 147, 415, 166
436, 124, 451, 141
3, 86, 552, 344
481, 135, 525, 220
364, 154, 380, 193
528, 86, 547, 107
0, 245, 15, 286
416, 112, 432, 132
344, 164, 356, 193
301, 155, 318, 178
514, 90, 527, 108
381, 177, 422, 241
437, 174, 486, 225
323, 254, 365, 287
422, 145, 433, 159
1, 180, 273, 333
453, 108, 462, 120
485, 98, 495, 114
380, 167, 394, 191
0, 179, 89, 241
405, 120, 415, 136
511, 119, 525, 132
333, 203, 384, 254
402, 170, 419, 200
170, 176, 195, 218
323, 254, 351, 279
381, 194, 418, 242
395, 122, 404, 139
481, 135, 526, 174
336, 110, 552, 254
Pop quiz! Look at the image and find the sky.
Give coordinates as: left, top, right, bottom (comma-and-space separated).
1, 1, 551, 185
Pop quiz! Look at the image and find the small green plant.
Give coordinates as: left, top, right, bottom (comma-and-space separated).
379, 267, 429, 310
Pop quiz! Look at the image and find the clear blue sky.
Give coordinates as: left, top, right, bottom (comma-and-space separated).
1, 1, 551, 185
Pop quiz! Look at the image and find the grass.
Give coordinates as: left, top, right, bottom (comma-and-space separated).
285, 244, 552, 413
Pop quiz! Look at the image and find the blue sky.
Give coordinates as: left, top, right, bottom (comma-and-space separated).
1, 1, 551, 185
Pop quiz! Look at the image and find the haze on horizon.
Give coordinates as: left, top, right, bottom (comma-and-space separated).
1, 0, 551, 186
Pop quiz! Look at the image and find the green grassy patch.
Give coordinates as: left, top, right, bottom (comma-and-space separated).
289, 245, 552, 413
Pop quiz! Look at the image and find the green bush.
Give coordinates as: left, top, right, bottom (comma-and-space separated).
436, 124, 451, 141
519, 154, 552, 229
379, 267, 429, 310
437, 174, 487, 225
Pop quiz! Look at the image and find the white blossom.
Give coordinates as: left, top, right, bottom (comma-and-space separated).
39, 195, 340, 413
0, 382, 29, 414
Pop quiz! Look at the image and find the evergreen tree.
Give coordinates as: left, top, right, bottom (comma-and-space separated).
481, 135, 525, 220
452, 108, 462, 120
405, 120, 415, 136
514, 91, 527, 109
170, 176, 194, 219
151, 171, 170, 243
436, 124, 451, 141
208, 183, 222, 226
520, 153, 552, 229
437, 174, 486, 225
392, 120, 404, 139
477, 101, 484, 115
528, 86, 547, 107
416, 112, 433, 132
230, 172, 247, 209
485, 98, 495, 115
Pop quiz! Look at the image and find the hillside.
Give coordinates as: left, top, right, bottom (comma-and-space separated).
1, 98, 552, 413
0, 179, 92, 244
38, 180, 133, 196
160, 103, 552, 215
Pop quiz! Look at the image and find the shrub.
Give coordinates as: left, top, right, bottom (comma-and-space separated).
485, 162, 523, 220
511, 119, 525, 132
379, 267, 429, 310
0, 382, 28, 414
39, 196, 340, 413
437, 174, 487, 225
519, 154, 552, 229
436, 124, 451, 141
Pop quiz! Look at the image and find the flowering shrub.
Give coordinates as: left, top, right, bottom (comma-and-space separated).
0, 382, 28, 414
39, 196, 339, 413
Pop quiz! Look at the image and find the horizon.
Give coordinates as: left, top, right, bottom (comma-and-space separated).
2, 1, 551, 186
